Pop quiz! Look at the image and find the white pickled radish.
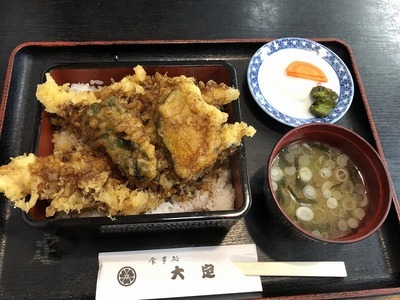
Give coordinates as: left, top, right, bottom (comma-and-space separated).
270, 166, 283, 181
338, 219, 349, 231
303, 185, 316, 199
299, 167, 312, 182
326, 197, 338, 209
296, 206, 314, 222
353, 207, 366, 219
347, 218, 359, 229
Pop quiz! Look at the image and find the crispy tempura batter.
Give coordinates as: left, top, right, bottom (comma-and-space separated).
158, 78, 255, 180
0, 65, 256, 217
0, 131, 162, 217
78, 97, 157, 187
198, 80, 241, 106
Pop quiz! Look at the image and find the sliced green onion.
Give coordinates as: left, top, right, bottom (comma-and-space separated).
284, 166, 296, 176
326, 159, 336, 169
318, 153, 331, 166
299, 167, 312, 182
270, 166, 283, 182
329, 147, 341, 156
311, 229, 322, 237
342, 197, 357, 210
312, 208, 327, 224
295, 206, 314, 222
321, 181, 333, 192
303, 184, 316, 199
319, 167, 332, 179
332, 190, 342, 200
336, 154, 349, 167
271, 181, 278, 192
354, 183, 366, 194
288, 143, 301, 154
354, 193, 363, 204
326, 197, 338, 209
338, 219, 349, 231
322, 189, 332, 199
340, 181, 355, 193
353, 207, 366, 220
358, 194, 369, 207
302, 143, 314, 157
332, 207, 347, 218
285, 152, 295, 163
299, 155, 310, 166
347, 218, 359, 229
334, 167, 349, 182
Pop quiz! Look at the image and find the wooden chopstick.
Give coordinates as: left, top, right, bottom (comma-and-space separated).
235, 261, 347, 277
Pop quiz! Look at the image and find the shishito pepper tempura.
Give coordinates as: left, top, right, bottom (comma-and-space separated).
0, 65, 256, 218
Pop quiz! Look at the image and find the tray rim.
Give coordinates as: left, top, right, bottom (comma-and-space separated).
1, 38, 399, 299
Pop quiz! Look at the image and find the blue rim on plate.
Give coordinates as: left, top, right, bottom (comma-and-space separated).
247, 37, 354, 127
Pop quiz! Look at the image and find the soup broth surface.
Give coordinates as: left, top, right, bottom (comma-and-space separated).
271, 140, 369, 239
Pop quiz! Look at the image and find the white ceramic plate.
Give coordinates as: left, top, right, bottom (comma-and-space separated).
247, 38, 354, 127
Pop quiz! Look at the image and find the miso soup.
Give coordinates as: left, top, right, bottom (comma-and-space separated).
270, 140, 369, 239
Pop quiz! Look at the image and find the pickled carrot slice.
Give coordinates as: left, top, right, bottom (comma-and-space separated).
286, 61, 328, 82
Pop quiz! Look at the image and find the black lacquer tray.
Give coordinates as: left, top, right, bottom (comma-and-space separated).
0, 39, 399, 299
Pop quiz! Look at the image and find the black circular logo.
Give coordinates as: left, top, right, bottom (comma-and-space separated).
117, 266, 137, 286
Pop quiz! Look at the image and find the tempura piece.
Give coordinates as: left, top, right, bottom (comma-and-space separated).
158, 78, 255, 180
78, 97, 157, 187
198, 80, 241, 106
36, 73, 99, 117
0, 151, 162, 217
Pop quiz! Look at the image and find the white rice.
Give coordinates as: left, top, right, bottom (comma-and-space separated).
70, 81, 103, 93
146, 167, 235, 214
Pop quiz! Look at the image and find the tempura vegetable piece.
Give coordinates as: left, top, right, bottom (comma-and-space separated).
0, 151, 161, 217
0, 154, 39, 212
36, 73, 99, 117
198, 80, 240, 106
79, 97, 157, 186
103, 65, 147, 96
158, 78, 255, 180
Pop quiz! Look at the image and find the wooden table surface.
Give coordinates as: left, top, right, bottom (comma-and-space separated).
0, 1, 399, 299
